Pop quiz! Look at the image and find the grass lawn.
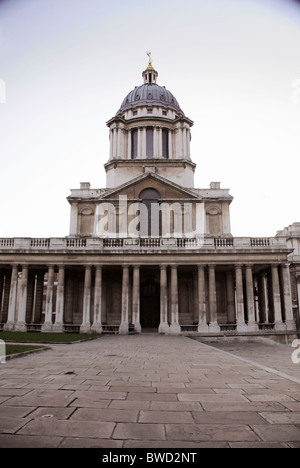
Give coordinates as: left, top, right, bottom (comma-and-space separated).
6, 344, 46, 356
0, 331, 101, 343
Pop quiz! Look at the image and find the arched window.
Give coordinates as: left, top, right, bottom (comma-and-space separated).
139, 188, 161, 237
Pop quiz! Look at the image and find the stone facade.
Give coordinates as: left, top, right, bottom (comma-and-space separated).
0, 60, 298, 339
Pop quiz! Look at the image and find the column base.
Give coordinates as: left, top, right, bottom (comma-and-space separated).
119, 322, 129, 335
274, 322, 287, 332
90, 324, 103, 334
14, 322, 26, 332
247, 322, 259, 332
285, 320, 297, 332
80, 324, 92, 334
51, 323, 64, 333
198, 323, 209, 333
158, 322, 170, 334
133, 323, 142, 334
41, 323, 53, 333
237, 323, 249, 333
169, 322, 181, 334
208, 322, 220, 333
3, 322, 15, 331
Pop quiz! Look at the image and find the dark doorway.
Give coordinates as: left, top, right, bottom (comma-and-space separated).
140, 281, 160, 330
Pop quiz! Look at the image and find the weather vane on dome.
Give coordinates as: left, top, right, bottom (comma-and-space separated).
146, 51, 153, 68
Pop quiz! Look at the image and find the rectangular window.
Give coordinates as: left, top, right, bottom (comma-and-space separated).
133, 110, 138, 116
146, 127, 154, 158
162, 129, 169, 159
131, 129, 138, 159
147, 109, 153, 114
162, 110, 167, 116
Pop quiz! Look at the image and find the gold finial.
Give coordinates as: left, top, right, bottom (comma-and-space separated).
146, 51, 153, 69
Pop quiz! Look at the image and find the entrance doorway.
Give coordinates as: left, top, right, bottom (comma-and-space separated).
140, 281, 160, 331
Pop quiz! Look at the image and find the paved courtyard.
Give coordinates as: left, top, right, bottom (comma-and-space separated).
0, 335, 300, 448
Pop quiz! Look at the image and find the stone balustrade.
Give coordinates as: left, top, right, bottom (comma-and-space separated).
0, 236, 289, 252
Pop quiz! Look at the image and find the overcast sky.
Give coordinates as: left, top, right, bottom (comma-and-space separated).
0, 0, 300, 238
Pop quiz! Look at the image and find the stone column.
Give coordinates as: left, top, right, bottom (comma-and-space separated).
34, 272, 44, 324
258, 273, 268, 324
132, 265, 141, 333
0, 273, 3, 321
193, 270, 198, 324
281, 264, 296, 331
91, 265, 103, 333
80, 265, 92, 333
168, 130, 173, 159
117, 128, 122, 158
159, 265, 169, 334
127, 129, 131, 160
109, 129, 113, 160
226, 270, 236, 324
208, 265, 220, 332
271, 265, 286, 331
236, 265, 247, 332
297, 275, 300, 328
169, 265, 180, 334
119, 265, 129, 334
4, 265, 18, 331
198, 266, 209, 332
15, 265, 29, 332
187, 129, 191, 159
113, 128, 118, 158
52, 266, 65, 333
42, 266, 55, 332
158, 127, 163, 158
245, 265, 258, 331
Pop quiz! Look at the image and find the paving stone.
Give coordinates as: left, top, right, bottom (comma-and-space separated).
251, 424, 300, 442
259, 412, 300, 425
201, 402, 290, 412
229, 442, 288, 448
0, 417, 32, 434
28, 407, 75, 420
165, 423, 260, 442
109, 400, 150, 410
59, 438, 123, 448
0, 434, 63, 448
18, 418, 115, 439
69, 398, 111, 409
178, 393, 247, 402
139, 410, 194, 424
71, 408, 139, 423
126, 393, 178, 401
124, 440, 229, 448
113, 423, 165, 441
0, 406, 35, 418
192, 411, 266, 425
151, 401, 203, 412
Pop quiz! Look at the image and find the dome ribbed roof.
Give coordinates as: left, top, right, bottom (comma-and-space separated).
118, 83, 183, 114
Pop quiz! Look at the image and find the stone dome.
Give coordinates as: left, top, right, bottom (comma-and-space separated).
118, 83, 183, 114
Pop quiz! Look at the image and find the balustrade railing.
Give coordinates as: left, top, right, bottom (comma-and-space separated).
0, 236, 278, 251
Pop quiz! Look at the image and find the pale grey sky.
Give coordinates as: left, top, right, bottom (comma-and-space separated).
0, 0, 300, 238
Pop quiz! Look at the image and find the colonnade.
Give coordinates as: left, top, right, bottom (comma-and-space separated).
0, 262, 296, 334
109, 125, 191, 160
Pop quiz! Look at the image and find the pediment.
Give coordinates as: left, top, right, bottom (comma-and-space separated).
99, 173, 201, 201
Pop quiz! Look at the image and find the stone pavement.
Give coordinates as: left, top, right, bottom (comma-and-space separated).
0, 335, 300, 448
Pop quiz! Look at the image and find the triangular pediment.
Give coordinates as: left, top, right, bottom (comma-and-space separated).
99, 173, 201, 201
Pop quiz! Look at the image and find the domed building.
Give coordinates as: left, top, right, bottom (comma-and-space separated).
0, 56, 299, 340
